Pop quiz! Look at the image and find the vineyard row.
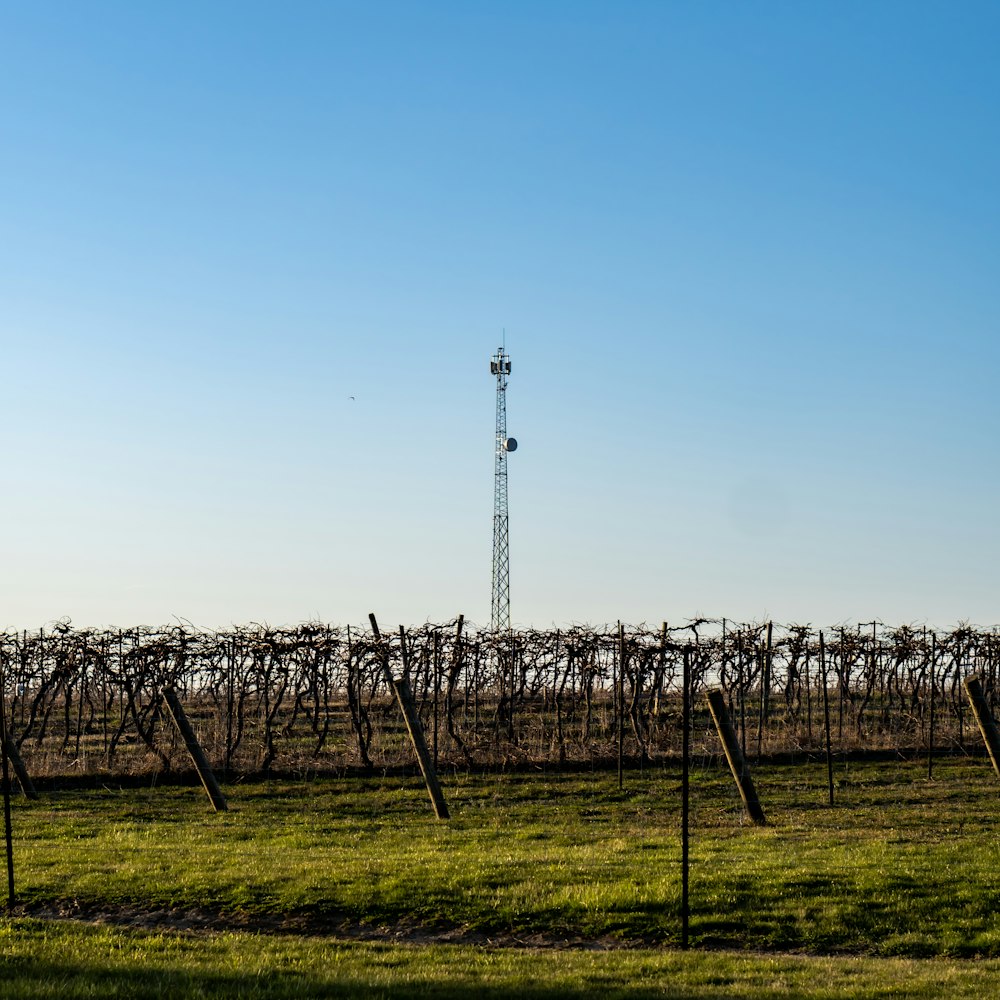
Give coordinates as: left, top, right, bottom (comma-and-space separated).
0, 618, 996, 778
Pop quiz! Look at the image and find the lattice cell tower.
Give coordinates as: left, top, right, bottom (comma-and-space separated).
490, 345, 516, 633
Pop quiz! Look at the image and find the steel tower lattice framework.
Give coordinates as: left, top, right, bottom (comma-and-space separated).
490, 346, 512, 633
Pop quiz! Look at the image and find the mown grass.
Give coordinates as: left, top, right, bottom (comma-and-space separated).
4, 918, 1000, 999
3, 756, 1000, 994
11, 758, 1000, 955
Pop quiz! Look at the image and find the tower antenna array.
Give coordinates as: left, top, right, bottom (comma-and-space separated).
490, 345, 516, 633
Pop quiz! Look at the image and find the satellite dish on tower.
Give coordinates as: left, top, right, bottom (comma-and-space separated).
503, 437, 518, 452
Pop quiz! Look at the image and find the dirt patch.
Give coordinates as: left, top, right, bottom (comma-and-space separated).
18, 902, 636, 951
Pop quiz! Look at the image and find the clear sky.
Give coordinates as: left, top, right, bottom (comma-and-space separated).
2, 1, 998, 632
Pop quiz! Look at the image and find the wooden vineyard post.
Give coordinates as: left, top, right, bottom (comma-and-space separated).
2, 738, 36, 801
820, 632, 835, 807
368, 614, 450, 820
804, 643, 813, 746
162, 688, 228, 812
755, 622, 773, 759
706, 688, 766, 826
397, 626, 450, 820
2, 638, 36, 802
963, 676, 1000, 781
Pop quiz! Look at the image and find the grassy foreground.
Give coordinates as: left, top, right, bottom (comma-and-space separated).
3, 757, 1000, 995
3, 918, 1000, 999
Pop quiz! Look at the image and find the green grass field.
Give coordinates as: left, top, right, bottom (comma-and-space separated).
5, 919, 1000, 999
3, 756, 1000, 996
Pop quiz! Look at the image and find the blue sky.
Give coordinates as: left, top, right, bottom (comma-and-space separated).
2, 1, 998, 630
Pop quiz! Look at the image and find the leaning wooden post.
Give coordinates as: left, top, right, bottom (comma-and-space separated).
368, 614, 450, 820
162, 688, 228, 812
963, 676, 1000, 781
2, 738, 37, 801
706, 687, 766, 826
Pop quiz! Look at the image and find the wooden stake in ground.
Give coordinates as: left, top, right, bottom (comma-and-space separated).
162, 688, 228, 812
963, 676, 1000, 781
368, 614, 450, 820
820, 632, 834, 807
706, 688, 766, 826
2, 738, 36, 801
755, 621, 773, 759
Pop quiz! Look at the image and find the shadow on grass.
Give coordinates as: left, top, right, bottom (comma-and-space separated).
0, 958, 716, 1000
